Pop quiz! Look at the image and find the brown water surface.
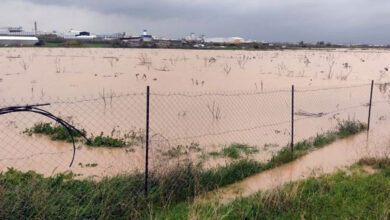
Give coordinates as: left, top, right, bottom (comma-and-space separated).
1, 48, 390, 178
205, 120, 390, 203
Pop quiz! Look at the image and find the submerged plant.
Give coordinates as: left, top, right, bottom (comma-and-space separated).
87, 135, 127, 147
206, 101, 222, 120
23, 122, 86, 143
211, 144, 259, 159
23, 123, 137, 148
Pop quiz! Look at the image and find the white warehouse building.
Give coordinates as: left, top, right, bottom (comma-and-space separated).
62, 29, 97, 40
0, 36, 39, 46
0, 27, 38, 46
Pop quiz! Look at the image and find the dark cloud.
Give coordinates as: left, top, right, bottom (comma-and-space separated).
2, 0, 390, 44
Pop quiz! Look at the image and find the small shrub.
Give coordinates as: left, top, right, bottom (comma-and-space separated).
222, 146, 241, 159
25, 123, 130, 148
163, 143, 202, 158
24, 122, 85, 142
87, 136, 127, 147
85, 163, 98, 168
214, 144, 259, 159
313, 133, 336, 147
266, 146, 294, 169
336, 120, 366, 138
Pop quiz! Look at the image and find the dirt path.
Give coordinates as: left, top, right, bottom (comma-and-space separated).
201, 120, 390, 203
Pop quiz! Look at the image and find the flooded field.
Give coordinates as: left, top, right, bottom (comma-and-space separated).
0, 48, 390, 178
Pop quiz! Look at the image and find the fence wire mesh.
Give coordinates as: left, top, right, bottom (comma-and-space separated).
295, 84, 371, 141
1, 83, 390, 179
0, 93, 146, 178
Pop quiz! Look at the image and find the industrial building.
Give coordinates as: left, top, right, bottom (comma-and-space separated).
62, 29, 97, 40
0, 26, 39, 46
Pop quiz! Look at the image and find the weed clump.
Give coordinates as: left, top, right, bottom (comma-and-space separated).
163, 143, 201, 158
313, 133, 336, 147
87, 135, 127, 147
218, 144, 259, 159
24, 122, 86, 142
24, 123, 132, 148
336, 119, 366, 138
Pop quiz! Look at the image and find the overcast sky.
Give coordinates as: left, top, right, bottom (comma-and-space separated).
1, 0, 389, 44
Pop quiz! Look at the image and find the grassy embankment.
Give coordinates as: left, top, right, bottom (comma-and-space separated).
2, 120, 366, 219
156, 158, 390, 219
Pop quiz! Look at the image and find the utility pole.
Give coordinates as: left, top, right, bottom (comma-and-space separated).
34, 21, 37, 36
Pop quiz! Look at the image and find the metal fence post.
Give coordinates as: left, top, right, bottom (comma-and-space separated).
291, 85, 294, 153
145, 86, 150, 197
368, 80, 374, 131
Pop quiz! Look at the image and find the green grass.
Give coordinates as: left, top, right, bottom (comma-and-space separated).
2, 157, 387, 219
0, 169, 147, 219
23, 122, 86, 143
155, 158, 390, 219
5, 120, 367, 219
336, 119, 366, 138
42, 42, 63, 47
163, 143, 202, 158
24, 123, 131, 147
87, 135, 127, 147
222, 144, 259, 159
0, 159, 264, 219
209, 144, 259, 159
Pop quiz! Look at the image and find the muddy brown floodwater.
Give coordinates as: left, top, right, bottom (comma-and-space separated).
203, 119, 390, 203
0, 48, 390, 178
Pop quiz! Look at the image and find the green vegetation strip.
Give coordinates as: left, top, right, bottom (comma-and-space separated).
265, 119, 366, 169
0, 160, 262, 219
5, 120, 366, 218
24, 122, 128, 147
156, 158, 390, 219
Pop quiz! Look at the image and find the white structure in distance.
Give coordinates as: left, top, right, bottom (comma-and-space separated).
62, 29, 97, 40
0, 27, 38, 46
204, 37, 246, 44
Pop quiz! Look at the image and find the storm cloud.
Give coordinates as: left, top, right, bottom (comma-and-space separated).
1, 0, 390, 44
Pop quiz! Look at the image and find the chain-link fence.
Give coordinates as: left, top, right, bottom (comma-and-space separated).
1, 81, 390, 193
0, 93, 146, 178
